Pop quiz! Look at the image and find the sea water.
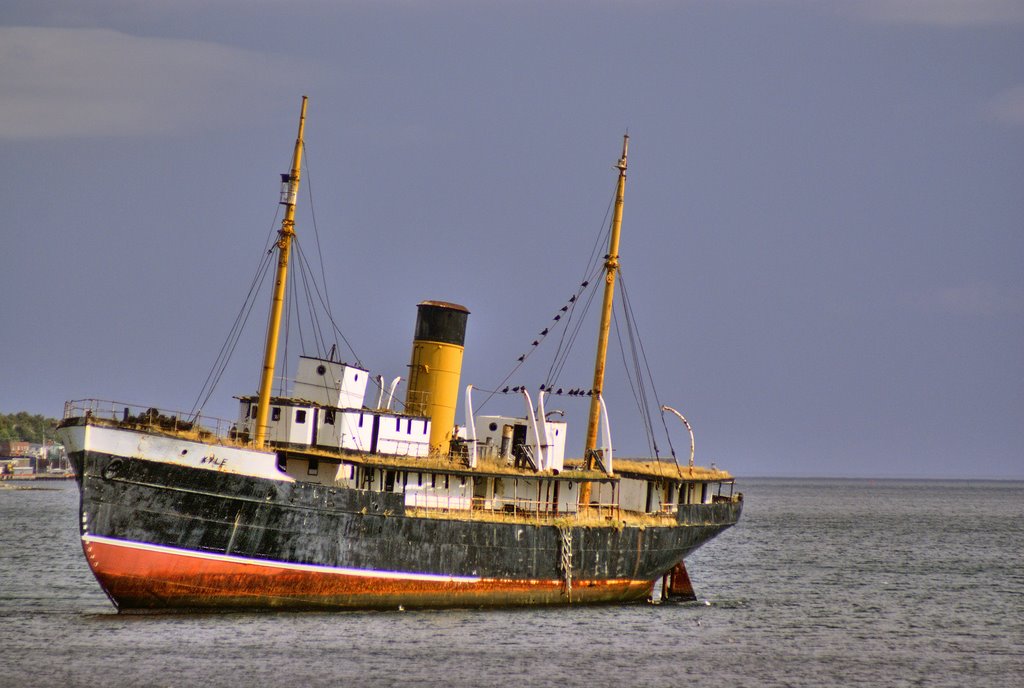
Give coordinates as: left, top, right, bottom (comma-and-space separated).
1, 479, 1021, 687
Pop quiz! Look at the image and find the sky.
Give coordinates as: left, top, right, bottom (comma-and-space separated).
1, 0, 1021, 479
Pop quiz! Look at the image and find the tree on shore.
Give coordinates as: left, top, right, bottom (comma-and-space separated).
0, 412, 60, 444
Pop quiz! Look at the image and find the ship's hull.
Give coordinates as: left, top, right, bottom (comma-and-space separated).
65, 431, 741, 612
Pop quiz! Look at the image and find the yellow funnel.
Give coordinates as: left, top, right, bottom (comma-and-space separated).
405, 301, 470, 454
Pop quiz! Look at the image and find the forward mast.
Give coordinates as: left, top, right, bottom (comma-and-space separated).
255, 96, 308, 448
579, 134, 628, 505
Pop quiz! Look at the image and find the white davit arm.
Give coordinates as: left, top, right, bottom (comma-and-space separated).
660, 404, 695, 468
599, 394, 613, 474
464, 384, 477, 468
385, 376, 401, 410
521, 388, 544, 471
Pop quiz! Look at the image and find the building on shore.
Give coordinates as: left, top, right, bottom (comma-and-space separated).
0, 441, 69, 479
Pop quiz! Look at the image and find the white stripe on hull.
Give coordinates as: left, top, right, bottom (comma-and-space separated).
81, 534, 482, 583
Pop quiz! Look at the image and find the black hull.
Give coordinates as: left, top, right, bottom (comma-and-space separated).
72, 450, 741, 611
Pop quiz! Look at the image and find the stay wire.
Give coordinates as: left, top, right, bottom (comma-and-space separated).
280, 272, 294, 396
191, 248, 275, 418
292, 236, 362, 367
619, 270, 681, 472
545, 189, 616, 385
619, 287, 659, 459
476, 194, 614, 413
546, 262, 604, 385
190, 208, 282, 418
301, 147, 341, 359
291, 240, 322, 357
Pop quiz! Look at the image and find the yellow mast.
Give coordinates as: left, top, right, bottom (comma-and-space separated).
580, 134, 628, 504
254, 96, 308, 448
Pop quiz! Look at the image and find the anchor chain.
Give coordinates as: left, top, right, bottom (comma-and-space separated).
558, 526, 573, 602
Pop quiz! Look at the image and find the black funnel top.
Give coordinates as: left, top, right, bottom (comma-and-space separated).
414, 301, 470, 346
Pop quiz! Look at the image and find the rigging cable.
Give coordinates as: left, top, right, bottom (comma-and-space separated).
613, 276, 664, 476
189, 208, 282, 419
476, 190, 616, 413
290, 240, 319, 356
301, 148, 343, 360
291, 237, 362, 367
545, 191, 615, 386
279, 265, 295, 396
618, 269, 682, 476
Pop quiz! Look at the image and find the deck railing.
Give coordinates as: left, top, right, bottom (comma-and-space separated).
405, 493, 622, 523
62, 399, 242, 444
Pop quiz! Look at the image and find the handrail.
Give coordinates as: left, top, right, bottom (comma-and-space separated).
62, 399, 243, 445
404, 492, 622, 523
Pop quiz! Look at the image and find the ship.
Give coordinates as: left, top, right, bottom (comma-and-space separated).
56, 97, 742, 612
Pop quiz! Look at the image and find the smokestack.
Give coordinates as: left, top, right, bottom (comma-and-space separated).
405, 301, 470, 454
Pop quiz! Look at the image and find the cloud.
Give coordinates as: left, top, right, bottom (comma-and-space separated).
984, 85, 1024, 126
853, 0, 1024, 26
909, 283, 1024, 317
0, 27, 311, 139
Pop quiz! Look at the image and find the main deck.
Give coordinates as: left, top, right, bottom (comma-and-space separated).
60, 398, 741, 529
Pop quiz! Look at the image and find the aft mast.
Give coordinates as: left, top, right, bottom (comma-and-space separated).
580, 135, 628, 504
254, 96, 308, 448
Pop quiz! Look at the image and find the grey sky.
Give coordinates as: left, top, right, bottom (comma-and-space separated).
1, 1, 1021, 479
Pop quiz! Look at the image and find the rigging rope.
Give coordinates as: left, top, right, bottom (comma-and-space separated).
302, 148, 338, 343
291, 237, 361, 366
617, 269, 683, 477
190, 142, 364, 418
477, 185, 617, 413
189, 209, 281, 419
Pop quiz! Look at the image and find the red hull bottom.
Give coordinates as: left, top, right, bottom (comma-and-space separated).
83, 536, 655, 611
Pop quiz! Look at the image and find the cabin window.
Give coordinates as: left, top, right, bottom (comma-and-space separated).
307, 458, 319, 476
325, 410, 336, 425
417, 472, 422, 486
250, 405, 257, 419
358, 413, 364, 428
354, 374, 359, 381
431, 473, 437, 488
422, 420, 428, 434
295, 410, 307, 424
271, 407, 281, 422
396, 417, 401, 432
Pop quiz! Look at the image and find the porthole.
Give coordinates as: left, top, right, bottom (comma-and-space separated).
316, 365, 327, 375
488, 422, 498, 432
